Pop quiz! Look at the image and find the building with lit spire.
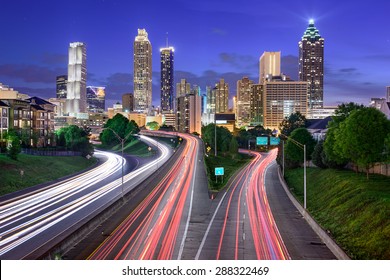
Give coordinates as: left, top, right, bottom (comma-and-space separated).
134, 29, 152, 113
299, 20, 324, 109
160, 45, 174, 112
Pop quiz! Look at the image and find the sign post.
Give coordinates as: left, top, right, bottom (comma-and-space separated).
215, 167, 224, 183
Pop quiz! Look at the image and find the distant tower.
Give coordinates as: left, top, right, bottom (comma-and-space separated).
160, 43, 174, 112
236, 77, 254, 127
387, 86, 390, 102
299, 20, 324, 109
259, 51, 281, 84
86, 86, 105, 113
122, 93, 134, 112
56, 75, 67, 99
66, 42, 87, 115
133, 29, 152, 113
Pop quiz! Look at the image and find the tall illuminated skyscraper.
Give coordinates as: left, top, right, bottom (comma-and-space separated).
160, 46, 174, 112
236, 77, 253, 127
66, 42, 87, 115
299, 20, 324, 109
259, 51, 281, 84
134, 29, 152, 113
214, 78, 229, 113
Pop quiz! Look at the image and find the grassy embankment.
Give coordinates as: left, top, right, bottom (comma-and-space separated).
284, 167, 390, 259
0, 154, 97, 196
204, 153, 252, 191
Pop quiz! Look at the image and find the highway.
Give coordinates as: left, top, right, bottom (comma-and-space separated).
88, 132, 201, 260
0, 135, 171, 259
195, 149, 290, 260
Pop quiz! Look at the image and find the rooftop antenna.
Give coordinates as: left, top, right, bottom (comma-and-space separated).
166, 32, 169, 48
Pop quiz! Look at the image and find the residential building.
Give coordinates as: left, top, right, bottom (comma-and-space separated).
306, 106, 337, 119
370, 97, 386, 110
299, 20, 324, 109
0, 100, 9, 143
263, 75, 309, 131
236, 77, 253, 128
134, 29, 152, 113
66, 42, 87, 116
56, 75, 68, 99
380, 102, 390, 120
160, 46, 174, 112
259, 51, 281, 84
86, 86, 105, 113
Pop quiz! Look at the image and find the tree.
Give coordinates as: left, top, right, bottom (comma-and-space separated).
334, 107, 390, 178
229, 137, 239, 158
100, 114, 139, 146
285, 128, 316, 168
6, 130, 21, 160
146, 121, 159, 130
311, 140, 327, 169
323, 102, 364, 168
201, 124, 232, 154
279, 112, 307, 139
55, 125, 94, 156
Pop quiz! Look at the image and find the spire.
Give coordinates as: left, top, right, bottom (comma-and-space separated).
302, 20, 322, 42
166, 32, 169, 48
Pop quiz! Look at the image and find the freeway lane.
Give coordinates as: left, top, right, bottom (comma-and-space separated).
196, 149, 290, 260
0, 135, 171, 259
88, 133, 201, 260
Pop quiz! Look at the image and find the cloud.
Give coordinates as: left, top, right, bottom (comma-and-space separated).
104, 72, 133, 99
41, 53, 68, 66
339, 68, 359, 73
11, 86, 54, 100
281, 55, 298, 80
0, 64, 66, 84
211, 28, 227, 36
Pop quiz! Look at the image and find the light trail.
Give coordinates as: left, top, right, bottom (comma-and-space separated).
0, 135, 170, 259
88, 132, 200, 260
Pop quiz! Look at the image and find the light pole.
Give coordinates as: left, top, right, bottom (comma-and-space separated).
103, 127, 134, 200
214, 114, 217, 157
282, 134, 307, 209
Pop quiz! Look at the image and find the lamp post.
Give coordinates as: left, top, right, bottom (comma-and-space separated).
103, 127, 134, 200
282, 134, 307, 209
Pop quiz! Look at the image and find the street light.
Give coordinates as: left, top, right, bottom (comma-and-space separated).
281, 133, 307, 209
103, 127, 134, 200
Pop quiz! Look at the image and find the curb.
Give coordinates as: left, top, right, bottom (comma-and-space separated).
275, 163, 350, 260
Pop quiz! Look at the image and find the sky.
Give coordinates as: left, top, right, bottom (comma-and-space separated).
0, 0, 389, 109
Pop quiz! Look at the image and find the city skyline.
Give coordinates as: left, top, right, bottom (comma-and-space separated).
0, 0, 389, 108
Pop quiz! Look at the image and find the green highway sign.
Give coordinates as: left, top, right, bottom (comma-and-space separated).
270, 137, 280, 145
215, 167, 224, 176
256, 136, 268, 146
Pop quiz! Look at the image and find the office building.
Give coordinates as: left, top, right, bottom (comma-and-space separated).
86, 86, 105, 113
259, 51, 281, 84
66, 42, 87, 116
160, 46, 174, 112
387, 86, 390, 102
134, 29, 152, 113
122, 93, 134, 112
236, 77, 253, 127
56, 75, 67, 99
263, 75, 309, 130
299, 20, 324, 109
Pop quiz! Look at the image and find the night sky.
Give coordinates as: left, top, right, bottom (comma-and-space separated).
0, 0, 389, 108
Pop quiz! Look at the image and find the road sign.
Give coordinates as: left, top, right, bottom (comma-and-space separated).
256, 136, 268, 146
215, 167, 224, 176
270, 137, 280, 145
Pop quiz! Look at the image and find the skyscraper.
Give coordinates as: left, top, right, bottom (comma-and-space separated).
299, 20, 324, 109
160, 46, 174, 112
134, 29, 152, 113
236, 77, 253, 127
214, 78, 229, 113
66, 42, 87, 116
56, 75, 67, 99
176, 79, 201, 134
259, 51, 281, 84
387, 86, 390, 102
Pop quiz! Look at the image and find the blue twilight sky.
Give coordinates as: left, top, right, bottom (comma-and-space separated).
0, 0, 389, 108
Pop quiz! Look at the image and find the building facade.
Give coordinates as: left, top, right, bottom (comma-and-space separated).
66, 42, 87, 116
56, 75, 68, 99
134, 29, 152, 113
160, 47, 174, 112
299, 20, 324, 109
86, 86, 105, 113
0, 100, 9, 143
176, 80, 201, 134
259, 51, 281, 84
249, 84, 263, 126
